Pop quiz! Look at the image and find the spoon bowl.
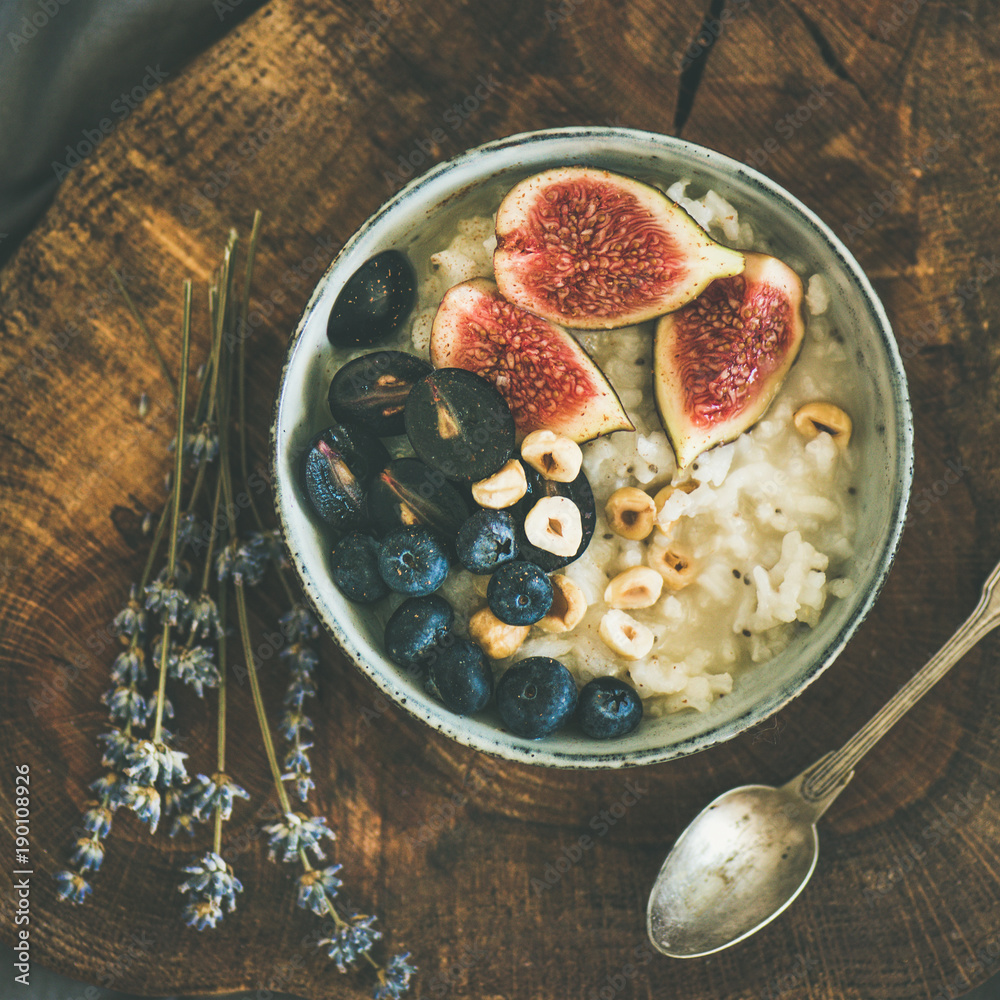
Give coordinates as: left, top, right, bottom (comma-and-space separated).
647, 559, 1000, 958
647, 784, 819, 958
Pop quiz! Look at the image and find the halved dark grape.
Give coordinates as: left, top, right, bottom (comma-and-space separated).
404, 368, 515, 482
302, 424, 390, 527
327, 250, 417, 348
510, 465, 596, 571
328, 351, 432, 437
366, 458, 471, 539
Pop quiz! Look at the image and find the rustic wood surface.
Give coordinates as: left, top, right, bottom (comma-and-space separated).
2, 0, 999, 998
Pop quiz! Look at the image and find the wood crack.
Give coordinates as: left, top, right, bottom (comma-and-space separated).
673, 0, 728, 135
788, 1, 867, 99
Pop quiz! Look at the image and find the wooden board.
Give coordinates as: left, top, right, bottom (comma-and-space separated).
2, 0, 999, 997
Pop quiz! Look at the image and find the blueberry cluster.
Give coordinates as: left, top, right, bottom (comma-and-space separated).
306, 353, 643, 741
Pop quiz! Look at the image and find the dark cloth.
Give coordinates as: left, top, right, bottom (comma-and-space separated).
0, 0, 267, 268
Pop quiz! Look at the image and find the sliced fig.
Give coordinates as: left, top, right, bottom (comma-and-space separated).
493, 167, 745, 330
429, 278, 634, 443
653, 252, 806, 468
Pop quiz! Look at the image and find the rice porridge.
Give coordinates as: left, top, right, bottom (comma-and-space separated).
329, 179, 857, 720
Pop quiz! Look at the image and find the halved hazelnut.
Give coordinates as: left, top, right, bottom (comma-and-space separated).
598, 609, 654, 660
523, 495, 582, 557
520, 429, 583, 483
471, 459, 528, 509
604, 566, 664, 609
647, 544, 696, 590
468, 607, 529, 659
793, 402, 852, 449
654, 480, 698, 534
605, 487, 656, 540
537, 574, 588, 632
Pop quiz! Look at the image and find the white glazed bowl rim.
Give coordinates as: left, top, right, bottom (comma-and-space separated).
271, 126, 914, 769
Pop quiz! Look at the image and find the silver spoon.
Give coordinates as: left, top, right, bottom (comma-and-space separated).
647, 558, 1000, 958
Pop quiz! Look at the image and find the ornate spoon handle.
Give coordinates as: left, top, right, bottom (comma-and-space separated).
786, 559, 1000, 811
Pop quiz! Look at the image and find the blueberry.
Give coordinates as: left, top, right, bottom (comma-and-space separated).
383, 595, 454, 669
426, 638, 493, 715
329, 532, 388, 603
378, 527, 450, 596
495, 656, 578, 739
576, 677, 643, 738
487, 560, 553, 625
456, 509, 518, 574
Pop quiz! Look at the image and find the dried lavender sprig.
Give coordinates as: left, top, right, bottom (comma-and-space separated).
110, 266, 176, 399
280, 638, 319, 801
151, 280, 193, 746
178, 851, 243, 929
175, 249, 247, 929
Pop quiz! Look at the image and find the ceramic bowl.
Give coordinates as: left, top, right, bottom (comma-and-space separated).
270, 127, 913, 768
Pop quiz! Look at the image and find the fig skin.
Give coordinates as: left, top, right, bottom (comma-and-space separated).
653, 252, 806, 468
429, 278, 634, 444
494, 166, 745, 330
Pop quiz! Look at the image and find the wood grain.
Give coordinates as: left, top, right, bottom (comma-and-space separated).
1, 0, 999, 997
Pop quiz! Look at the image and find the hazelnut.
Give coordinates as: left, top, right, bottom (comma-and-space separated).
471, 459, 528, 509
654, 480, 698, 534
468, 607, 529, 659
793, 402, 852, 449
604, 566, 664, 609
523, 495, 582, 557
598, 609, 654, 660
647, 544, 696, 590
605, 487, 656, 540
537, 574, 588, 633
520, 429, 583, 483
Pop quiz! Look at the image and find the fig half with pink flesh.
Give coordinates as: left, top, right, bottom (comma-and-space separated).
654, 252, 806, 468
430, 278, 634, 443
493, 167, 745, 330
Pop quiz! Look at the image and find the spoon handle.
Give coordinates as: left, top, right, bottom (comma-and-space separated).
794, 558, 1000, 809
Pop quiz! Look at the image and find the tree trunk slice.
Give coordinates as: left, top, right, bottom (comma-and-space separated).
1, 1, 999, 998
